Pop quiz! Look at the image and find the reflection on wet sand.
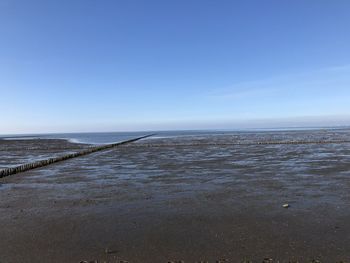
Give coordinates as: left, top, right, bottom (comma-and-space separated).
1, 129, 350, 262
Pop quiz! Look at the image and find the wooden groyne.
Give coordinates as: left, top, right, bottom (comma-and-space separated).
0, 134, 154, 178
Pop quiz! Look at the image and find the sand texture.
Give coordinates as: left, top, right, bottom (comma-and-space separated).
1, 132, 350, 262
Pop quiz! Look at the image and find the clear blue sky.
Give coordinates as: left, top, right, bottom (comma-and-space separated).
1, 0, 350, 134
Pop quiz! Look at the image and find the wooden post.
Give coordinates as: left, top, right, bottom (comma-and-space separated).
0, 134, 154, 178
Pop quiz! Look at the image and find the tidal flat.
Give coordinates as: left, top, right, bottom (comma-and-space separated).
1, 130, 350, 262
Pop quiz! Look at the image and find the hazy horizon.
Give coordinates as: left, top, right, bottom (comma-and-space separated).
1, 114, 350, 136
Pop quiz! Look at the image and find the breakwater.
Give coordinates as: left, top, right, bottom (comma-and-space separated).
0, 134, 154, 178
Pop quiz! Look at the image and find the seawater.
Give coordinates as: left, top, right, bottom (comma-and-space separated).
1, 127, 349, 144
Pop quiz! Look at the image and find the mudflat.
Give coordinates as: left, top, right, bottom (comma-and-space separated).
1, 132, 350, 262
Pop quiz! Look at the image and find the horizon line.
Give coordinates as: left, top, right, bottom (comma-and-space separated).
1, 125, 350, 137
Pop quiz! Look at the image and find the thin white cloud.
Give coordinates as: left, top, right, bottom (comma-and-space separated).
209, 64, 350, 101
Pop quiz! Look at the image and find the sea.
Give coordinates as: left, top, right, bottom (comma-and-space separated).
1, 127, 349, 144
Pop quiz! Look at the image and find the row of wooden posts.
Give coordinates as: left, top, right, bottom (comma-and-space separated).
0, 134, 154, 178
1, 136, 348, 178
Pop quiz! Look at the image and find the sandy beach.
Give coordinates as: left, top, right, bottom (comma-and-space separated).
1, 132, 350, 262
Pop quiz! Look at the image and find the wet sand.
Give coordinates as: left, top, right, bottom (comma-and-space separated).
0, 139, 89, 170
1, 133, 350, 262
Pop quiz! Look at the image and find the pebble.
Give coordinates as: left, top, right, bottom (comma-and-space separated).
283, 204, 290, 208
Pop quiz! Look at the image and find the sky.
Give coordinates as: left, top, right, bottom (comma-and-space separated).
1, 0, 350, 134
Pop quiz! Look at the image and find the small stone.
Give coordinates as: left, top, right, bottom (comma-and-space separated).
283, 204, 290, 208
105, 247, 118, 254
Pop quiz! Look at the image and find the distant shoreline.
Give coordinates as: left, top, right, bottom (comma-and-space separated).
1, 126, 350, 145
